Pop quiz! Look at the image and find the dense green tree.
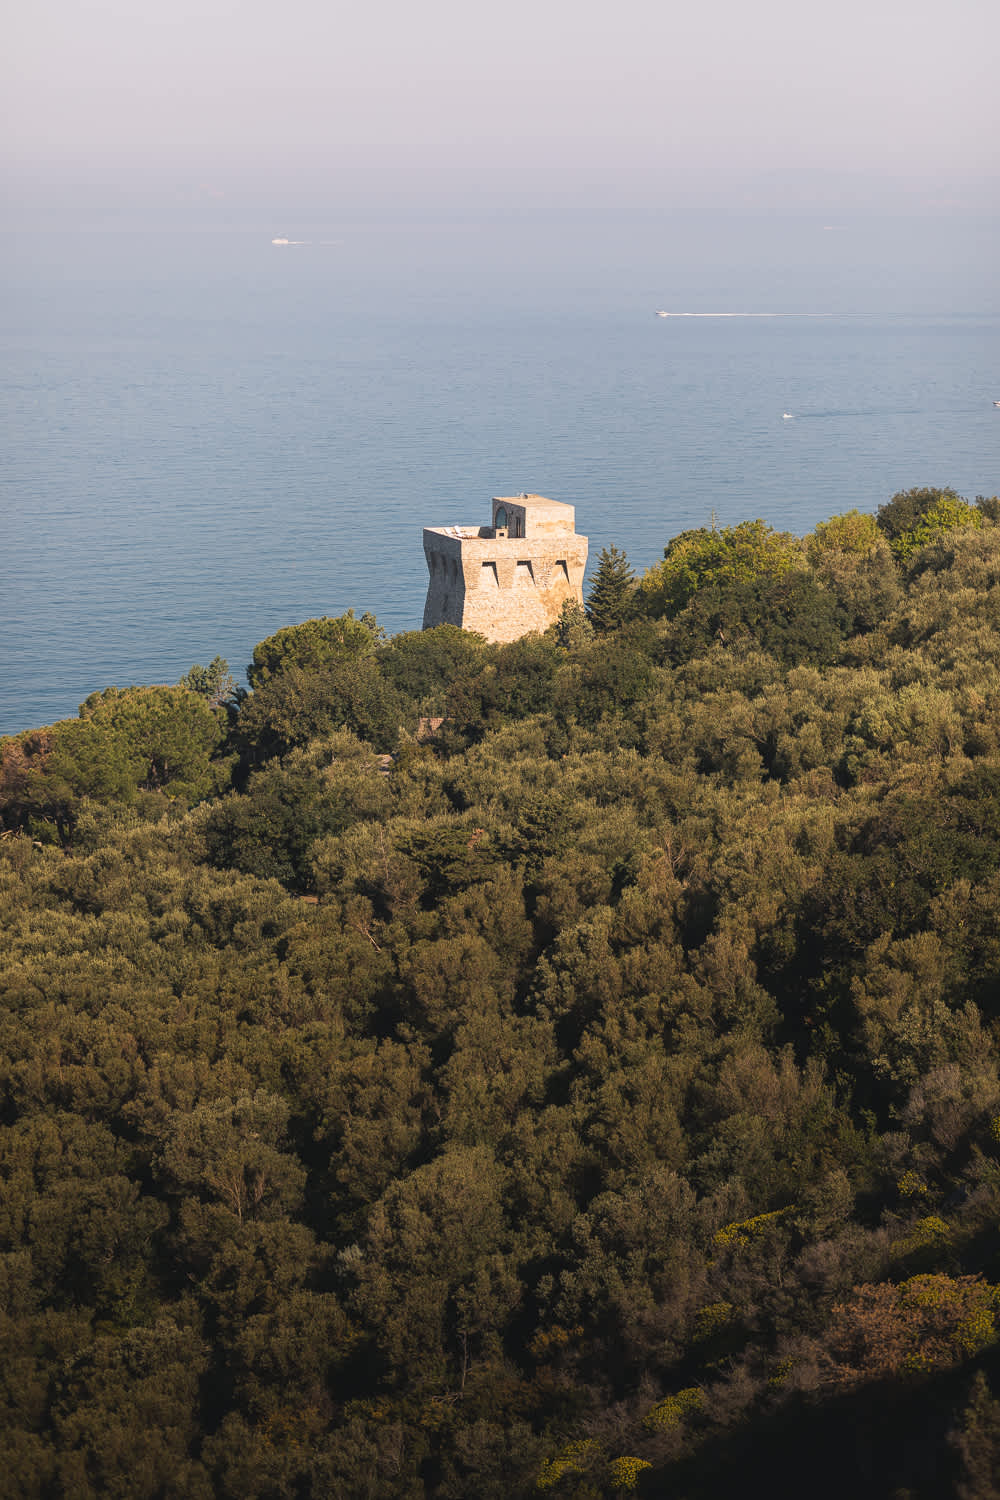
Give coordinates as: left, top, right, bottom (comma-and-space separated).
379, 625, 488, 711
350, 1146, 515, 1391
870, 486, 985, 572
557, 633, 659, 728
235, 659, 403, 761
663, 570, 847, 667
49, 1320, 213, 1500
78, 684, 227, 796
638, 519, 801, 619
199, 733, 391, 886
246, 611, 380, 689
585, 545, 635, 633
1, 685, 227, 842
806, 509, 881, 561
444, 634, 561, 740
892, 493, 984, 563
810, 538, 900, 636
0, 720, 135, 842
876, 484, 963, 541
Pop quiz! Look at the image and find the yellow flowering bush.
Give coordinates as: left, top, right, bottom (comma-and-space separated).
536, 1438, 601, 1491
901, 1348, 934, 1375
912, 1215, 950, 1241
901, 1274, 958, 1308
891, 1214, 952, 1262
897, 1170, 928, 1198
643, 1387, 704, 1432
693, 1301, 735, 1340
712, 1207, 790, 1251
608, 1455, 652, 1491
957, 1305, 998, 1355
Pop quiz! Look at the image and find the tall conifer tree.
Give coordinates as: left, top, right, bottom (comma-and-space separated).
585, 544, 635, 632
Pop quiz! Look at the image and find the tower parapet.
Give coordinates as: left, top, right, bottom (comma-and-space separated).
422, 495, 588, 643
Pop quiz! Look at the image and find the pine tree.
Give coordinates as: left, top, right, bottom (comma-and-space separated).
585, 544, 635, 632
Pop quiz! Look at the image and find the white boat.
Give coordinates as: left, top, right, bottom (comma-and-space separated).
655, 310, 669, 317
994, 400, 1000, 408
782, 413, 794, 419
271, 237, 290, 245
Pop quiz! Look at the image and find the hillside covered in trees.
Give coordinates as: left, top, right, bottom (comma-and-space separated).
3, 486, 1000, 1498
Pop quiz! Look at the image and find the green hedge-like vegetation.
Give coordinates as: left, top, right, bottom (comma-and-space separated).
3, 487, 1000, 1498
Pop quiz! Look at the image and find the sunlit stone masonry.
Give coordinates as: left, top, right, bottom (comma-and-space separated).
422, 494, 589, 643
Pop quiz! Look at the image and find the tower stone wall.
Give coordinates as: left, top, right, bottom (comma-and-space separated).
422, 495, 588, 643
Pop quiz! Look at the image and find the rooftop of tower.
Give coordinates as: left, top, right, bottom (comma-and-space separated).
492, 495, 577, 532
424, 494, 579, 545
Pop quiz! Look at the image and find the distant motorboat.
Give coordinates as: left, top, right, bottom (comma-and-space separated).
655, 310, 669, 317
994, 400, 1000, 407
782, 413, 794, 419
271, 237, 290, 245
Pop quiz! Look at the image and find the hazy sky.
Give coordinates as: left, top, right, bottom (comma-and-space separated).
6, 0, 998, 180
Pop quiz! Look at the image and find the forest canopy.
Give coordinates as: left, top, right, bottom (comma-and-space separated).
2, 486, 1000, 1498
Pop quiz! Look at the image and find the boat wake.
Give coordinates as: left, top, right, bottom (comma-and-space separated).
656, 311, 860, 318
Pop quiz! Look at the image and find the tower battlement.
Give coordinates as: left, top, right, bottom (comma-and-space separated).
422, 495, 588, 643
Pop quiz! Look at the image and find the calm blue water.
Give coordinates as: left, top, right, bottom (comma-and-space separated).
2, 216, 998, 735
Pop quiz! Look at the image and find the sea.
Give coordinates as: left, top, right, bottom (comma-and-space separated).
2, 207, 998, 736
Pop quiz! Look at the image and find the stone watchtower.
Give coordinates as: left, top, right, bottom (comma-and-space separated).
422, 494, 588, 644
